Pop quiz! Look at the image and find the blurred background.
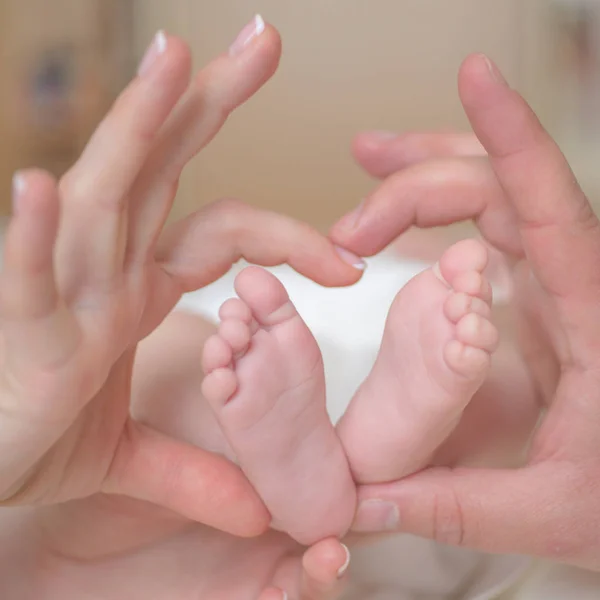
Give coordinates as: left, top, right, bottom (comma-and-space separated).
1, 0, 599, 231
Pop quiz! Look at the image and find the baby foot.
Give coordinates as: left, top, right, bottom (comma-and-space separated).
337, 239, 499, 484
201, 266, 356, 545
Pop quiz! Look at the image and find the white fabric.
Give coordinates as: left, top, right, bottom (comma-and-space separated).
176, 253, 599, 598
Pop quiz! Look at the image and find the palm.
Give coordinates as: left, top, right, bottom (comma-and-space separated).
0, 167, 191, 504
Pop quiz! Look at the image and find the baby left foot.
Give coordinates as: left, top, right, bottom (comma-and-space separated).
202, 267, 356, 545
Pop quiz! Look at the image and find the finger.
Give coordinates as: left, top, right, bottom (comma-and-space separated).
330, 158, 521, 257
352, 131, 486, 178
126, 17, 282, 265
57, 33, 192, 291
267, 539, 349, 600
0, 170, 79, 371
103, 421, 270, 538
0, 172, 82, 499
300, 540, 350, 599
258, 589, 286, 600
459, 54, 600, 359
156, 198, 366, 292
353, 463, 593, 563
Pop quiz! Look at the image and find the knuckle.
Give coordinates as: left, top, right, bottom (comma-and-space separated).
207, 198, 247, 231
430, 477, 468, 547
58, 170, 84, 204
575, 194, 600, 234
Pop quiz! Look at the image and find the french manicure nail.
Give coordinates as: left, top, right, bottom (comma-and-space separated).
12, 171, 26, 214
482, 54, 508, 87
138, 30, 167, 77
353, 500, 399, 532
334, 245, 366, 271
337, 544, 351, 578
229, 14, 265, 56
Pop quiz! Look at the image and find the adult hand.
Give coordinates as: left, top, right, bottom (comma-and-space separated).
331, 54, 600, 570
0, 502, 349, 599
13, 307, 353, 600
0, 18, 363, 540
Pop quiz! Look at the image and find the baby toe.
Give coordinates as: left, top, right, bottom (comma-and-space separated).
444, 291, 492, 323
444, 340, 491, 379
201, 334, 233, 374
456, 313, 499, 352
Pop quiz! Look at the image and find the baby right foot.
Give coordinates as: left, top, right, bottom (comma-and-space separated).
337, 239, 499, 483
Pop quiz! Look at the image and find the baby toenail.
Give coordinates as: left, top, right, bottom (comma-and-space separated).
471, 297, 489, 315
353, 500, 399, 532
432, 262, 450, 287
337, 544, 351, 578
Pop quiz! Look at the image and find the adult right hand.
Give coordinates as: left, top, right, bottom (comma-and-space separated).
331, 54, 600, 570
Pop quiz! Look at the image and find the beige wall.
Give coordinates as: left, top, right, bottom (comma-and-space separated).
0, 2, 587, 224
0, 0, 133, 213
133, 0, 534, 228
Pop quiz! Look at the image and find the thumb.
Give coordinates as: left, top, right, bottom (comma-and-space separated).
352, 464, 588, 562
102, 420, 271, 538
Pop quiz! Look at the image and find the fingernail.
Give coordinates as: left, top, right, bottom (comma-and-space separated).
12, 171, 26, 214
337, 544, 351, 578
334, 245, 366, 271
138, 30, 167, 77
481, 54, 508, 87
229, 14, 265, 56
353, 500, 399, 532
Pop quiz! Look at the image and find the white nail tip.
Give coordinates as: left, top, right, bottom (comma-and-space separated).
155, 30, 167, 53
12, 172, 26, 197
255, 14, 266, 35
337, 544, 351, 577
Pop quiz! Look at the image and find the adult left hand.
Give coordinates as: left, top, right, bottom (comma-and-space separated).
331, 53, 600, 570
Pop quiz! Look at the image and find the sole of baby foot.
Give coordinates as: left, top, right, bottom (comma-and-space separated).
337, 239, 498, 484
201, 266, 356, 545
